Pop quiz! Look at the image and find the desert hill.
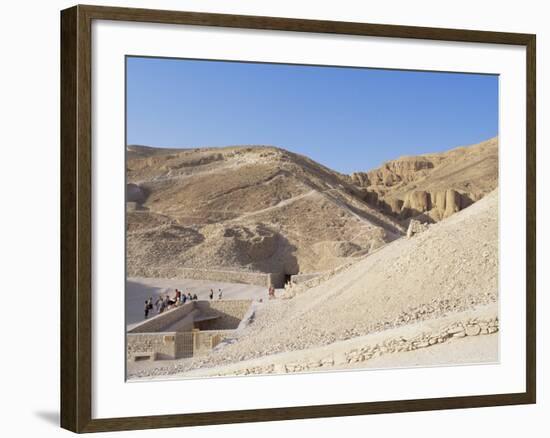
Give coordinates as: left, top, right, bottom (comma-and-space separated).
126, 145, 404, 278
126, 138, 497, 280
348, 137, 498, 221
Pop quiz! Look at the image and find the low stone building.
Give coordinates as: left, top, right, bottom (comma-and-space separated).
127, 299, 252, 362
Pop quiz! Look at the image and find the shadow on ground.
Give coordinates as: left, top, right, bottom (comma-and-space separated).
34, 410, 59, 427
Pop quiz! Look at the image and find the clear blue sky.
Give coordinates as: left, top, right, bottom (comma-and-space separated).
126, 56, 498, 173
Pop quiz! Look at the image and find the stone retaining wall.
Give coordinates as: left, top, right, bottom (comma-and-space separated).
127, 330, 232, 361
290, 273, 322, 284
178, 268, 270, 286
208, 316, 500, 377
128, 266, 286, 287
128, 302, 196, 333
127, 332, 179, 360
194, 300, 252, 330
129, 300, 253, 334
192, 330, 228, 356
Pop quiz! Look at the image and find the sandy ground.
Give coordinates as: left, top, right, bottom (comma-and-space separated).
129, 328, 497, 380
128, 304, 498, 379
355, 333, 498, 370
145, 334, 498, 379
126, 277, 271, 326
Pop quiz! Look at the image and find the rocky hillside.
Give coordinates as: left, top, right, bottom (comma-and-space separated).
126, 145, 404, 278
348, 137, 498, 221
126, 138, 497, 278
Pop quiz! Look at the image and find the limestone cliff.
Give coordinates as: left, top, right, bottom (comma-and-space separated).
348, 137, 498, 221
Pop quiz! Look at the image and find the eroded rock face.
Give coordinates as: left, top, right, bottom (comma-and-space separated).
403, 191, 431, 215
432, 191, 447, 218
350, 172, 370, 187
401, 189, 469, 220
169, 153, 224, 169
386, 198, 404, 215
444, 189, 461, 218
363, 190, 378, 205
362, 186, 476, 221
365, 186, 477, 221
365, 157, 434, 188
349, 137, 498, 222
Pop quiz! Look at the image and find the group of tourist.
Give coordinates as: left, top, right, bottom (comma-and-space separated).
143, 287, 225, 319
142, 284, 281, 318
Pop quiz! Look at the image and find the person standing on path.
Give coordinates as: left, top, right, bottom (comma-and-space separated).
156, 296, 166, 314
144, 297, 153, 318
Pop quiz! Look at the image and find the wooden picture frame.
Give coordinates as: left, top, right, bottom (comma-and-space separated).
60, 4, 536, 433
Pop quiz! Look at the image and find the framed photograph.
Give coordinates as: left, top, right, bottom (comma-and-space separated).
60, 4, 536, 433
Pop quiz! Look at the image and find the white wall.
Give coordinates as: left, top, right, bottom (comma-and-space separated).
1, 0, 546, 436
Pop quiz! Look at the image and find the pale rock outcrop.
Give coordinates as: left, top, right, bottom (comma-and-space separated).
444, 189, 462, 218
389, 189, 469, 220
406, 219, 429, 238
350, 172, 370, 187
402, 191, 431, 217
430, 191, 448, 219
366, 157, 434, 188
428, 189, 464, 220
388, 198, 404, 215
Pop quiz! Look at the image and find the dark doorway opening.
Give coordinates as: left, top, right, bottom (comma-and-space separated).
284, 273, 292, 285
